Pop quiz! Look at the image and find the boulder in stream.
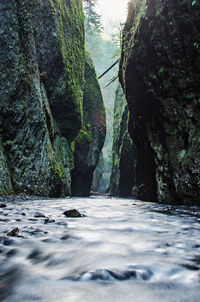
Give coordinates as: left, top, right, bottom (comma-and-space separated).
63, 209, 82, 218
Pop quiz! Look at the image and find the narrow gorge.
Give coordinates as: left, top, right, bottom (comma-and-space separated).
1, 1, 200, 302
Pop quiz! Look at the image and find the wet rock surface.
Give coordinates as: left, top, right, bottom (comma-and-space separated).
0, 0, 105, 198
63, 209, 82, 218
0, 204, 6, 208
0, 0, 84, 197
0, 197, 200, 301
7, 228, 19, 237
109, 84, 134, 197
120, 0, 200, 205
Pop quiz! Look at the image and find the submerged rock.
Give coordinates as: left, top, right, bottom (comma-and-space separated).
119, 0, 200, 204
44, 218, 55, 224
34, 212, 46, 218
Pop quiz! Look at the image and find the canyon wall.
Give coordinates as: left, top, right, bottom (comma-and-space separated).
109, 84, 134, 197
119, 0, 200, 204
0, 0, 105, 197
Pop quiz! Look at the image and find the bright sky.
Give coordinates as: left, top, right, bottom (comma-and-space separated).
97, 0, 129, 35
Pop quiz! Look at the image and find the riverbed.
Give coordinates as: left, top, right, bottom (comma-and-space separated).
0, 197, 200, 301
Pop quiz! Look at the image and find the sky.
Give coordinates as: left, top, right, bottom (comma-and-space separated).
97, 0, 129, 36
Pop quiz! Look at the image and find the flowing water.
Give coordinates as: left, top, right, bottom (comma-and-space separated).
0, 197, 200, 302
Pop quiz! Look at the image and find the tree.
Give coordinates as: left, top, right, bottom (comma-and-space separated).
82, 0, 103, 38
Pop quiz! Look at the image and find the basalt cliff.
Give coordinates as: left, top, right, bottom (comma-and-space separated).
116, 0, 200, 204
0, 0, 106, 197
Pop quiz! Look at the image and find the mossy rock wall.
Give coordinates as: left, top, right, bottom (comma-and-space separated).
0, 0, 84, 196
91, 151, 105, 192
34, 0, 85, 142
120, 0, 200, 204
0, 136, 13, 195
109, 84, 134, 197
71, 52, 106, 196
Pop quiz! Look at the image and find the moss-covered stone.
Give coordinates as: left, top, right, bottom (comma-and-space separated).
120, 0, 200, 204
71, 52, 106, 196
0, 0, 84, 197
34, 0, 85, 142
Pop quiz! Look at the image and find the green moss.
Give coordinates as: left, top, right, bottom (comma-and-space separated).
49, 0, 56, 15
75, 128, 91, 146
70, 141, 75, 153
55, 0, 85, 117
53, 160, 63, 179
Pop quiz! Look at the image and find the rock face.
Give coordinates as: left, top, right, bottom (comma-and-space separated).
0, 0, 104, 197
0, 137, 13, 195
91, 151, 105, 192
109, 84, 134, 197
120, 0, 200, 204
71, 53, 106, 196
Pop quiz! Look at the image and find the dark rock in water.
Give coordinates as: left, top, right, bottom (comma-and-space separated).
34, 212, 46, 218
60, 234, 71, 240
63, 209, 82, 218
0, 204, 6, 208
3, 238, 15, 246
7, 228, 19, 237
119, 0, 200, 205
44, 218, 55, 224
6, 248, 18, 257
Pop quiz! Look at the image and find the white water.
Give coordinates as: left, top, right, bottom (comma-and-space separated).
0, 197, 200, 301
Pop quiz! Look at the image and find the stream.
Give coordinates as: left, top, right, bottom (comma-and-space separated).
0, 197, 200, 302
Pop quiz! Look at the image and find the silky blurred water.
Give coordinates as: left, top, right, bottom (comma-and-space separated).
0, 197, 200, 302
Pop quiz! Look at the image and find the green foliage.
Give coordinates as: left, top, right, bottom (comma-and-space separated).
82, 0, 103, 40
186, 92, 195, 100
